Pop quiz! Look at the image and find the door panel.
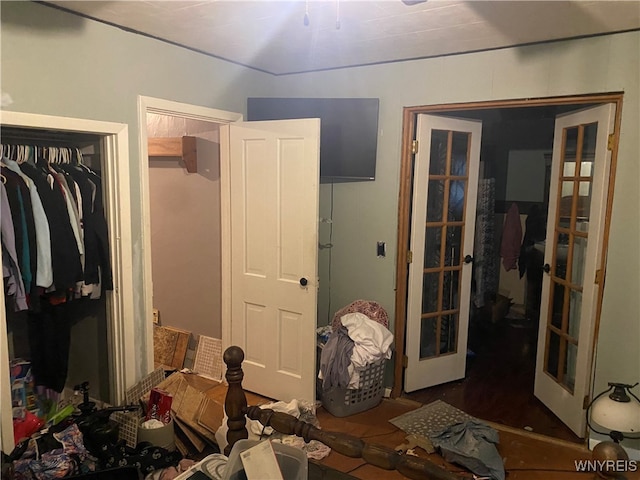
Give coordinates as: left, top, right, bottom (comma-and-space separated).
534, 104, 614, 436
405, 115, 482, 393
225, 119, 320, 402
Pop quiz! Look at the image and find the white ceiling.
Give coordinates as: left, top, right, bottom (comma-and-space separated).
45, 0, 640, 75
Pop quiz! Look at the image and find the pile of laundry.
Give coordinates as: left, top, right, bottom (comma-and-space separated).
319, 310, 393, 391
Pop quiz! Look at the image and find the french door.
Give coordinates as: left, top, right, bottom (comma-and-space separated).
404, 114, 482, 392
534, 104, 615, 437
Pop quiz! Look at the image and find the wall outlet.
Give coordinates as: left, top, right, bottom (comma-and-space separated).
153, 308, 159, 324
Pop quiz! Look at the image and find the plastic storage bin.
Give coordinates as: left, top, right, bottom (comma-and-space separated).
223, 439, 308, 480
321, 359, 386, 417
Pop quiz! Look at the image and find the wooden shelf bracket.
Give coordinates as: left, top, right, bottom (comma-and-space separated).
148, 136, 198, 173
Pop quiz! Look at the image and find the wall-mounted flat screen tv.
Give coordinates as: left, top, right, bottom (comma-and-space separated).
247, 97, 379, 183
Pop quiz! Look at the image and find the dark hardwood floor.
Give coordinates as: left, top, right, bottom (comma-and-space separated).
403, 311, 583, 444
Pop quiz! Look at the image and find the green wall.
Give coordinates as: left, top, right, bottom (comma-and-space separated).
1, 1, 272, 380
272, 34, 640, 398
2, 2, 638, 448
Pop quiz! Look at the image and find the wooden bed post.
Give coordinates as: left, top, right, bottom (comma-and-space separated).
223, 346, 248, 456
223, 346, 461, 479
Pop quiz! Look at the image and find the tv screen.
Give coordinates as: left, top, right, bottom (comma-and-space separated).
247, 98, 379, 183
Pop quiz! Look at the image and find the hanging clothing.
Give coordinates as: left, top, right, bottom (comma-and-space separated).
2, 142, 114, 393
1, 181, 28, 312
500, 202, 522, 272
518, 204, 546, 279
19, 162, 83, 293
3, 158, 53, 288
1, 168, 37, 298
59, 164, 113, 290
27, 301, 72, 393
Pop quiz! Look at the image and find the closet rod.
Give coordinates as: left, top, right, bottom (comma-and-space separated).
0, 127, 102, 147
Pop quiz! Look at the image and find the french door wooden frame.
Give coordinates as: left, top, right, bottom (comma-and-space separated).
392, 93, 624, 400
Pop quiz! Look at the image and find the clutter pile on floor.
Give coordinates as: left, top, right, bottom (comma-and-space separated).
2, 368, 330, 480
390, 400, 506, 480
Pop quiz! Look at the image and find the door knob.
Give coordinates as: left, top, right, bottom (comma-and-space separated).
299, 277, 308, 286
543, 263, 551, 273
464, 255, 474, 264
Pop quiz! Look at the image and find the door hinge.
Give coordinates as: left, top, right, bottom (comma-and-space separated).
583, 395, 590, 410
402, 355, 409, 368
407, 250, 413, 264
595, 269, 603, 285
411, 140, 419, 155
607, 133, 615, 151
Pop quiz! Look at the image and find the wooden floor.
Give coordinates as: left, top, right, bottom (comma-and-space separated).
314, 397, 603, 480
404, 312, 583, 444
186, 375, 617, 480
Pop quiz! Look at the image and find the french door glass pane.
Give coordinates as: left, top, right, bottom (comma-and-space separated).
420, 316, 437, 358
445, 226, 462, 267
419, 314, 458, 359
440, 313, 458, 354
577, 181, 592, 218
555, 232, 568, 280
572, 236, 587, 286
448, 181, 465, 221
425, 227, 442, 268
427, 180, 444, 222
547, 331, 561, 378
568, 290, 582, 340
564, 126, 578, 161
451, 132, 469, 176
563, 342, 578, 392
442, 270, 460, 311
582, 123, 598, 167
429, 130, 448, 175
580, 161, 593, 177
551, 282, 564, 329
422, 272, 439, 313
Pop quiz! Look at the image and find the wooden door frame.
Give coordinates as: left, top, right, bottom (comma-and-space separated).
392, 92, 624, 399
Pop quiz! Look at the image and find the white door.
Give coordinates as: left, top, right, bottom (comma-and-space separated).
223, 119, 320, 403
534, 104, 615, 437
405, 114, 482, 392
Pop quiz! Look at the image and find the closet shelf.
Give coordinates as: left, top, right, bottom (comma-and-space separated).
148, 136, 197, 173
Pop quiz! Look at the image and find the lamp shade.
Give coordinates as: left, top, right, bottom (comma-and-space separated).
590, 390, 640, 434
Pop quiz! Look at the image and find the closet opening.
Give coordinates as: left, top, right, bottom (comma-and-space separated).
137, 96, 242, 380
146, 113, 224, 376
2, 127, 112, 403
396, 93, 622, 443
1, 111, 134, 452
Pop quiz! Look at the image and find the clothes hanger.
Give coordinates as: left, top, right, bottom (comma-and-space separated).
0, 145, 8, 168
